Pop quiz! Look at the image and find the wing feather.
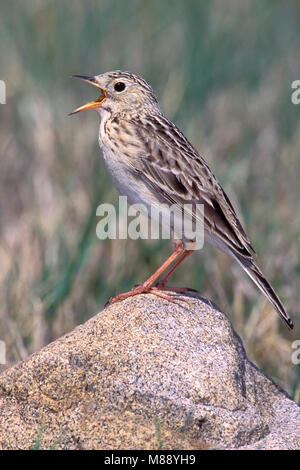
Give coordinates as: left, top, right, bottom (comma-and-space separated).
130, 114, 255, 260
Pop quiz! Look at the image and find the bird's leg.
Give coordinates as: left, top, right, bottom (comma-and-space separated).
155, 249, 193, 288
136, 240, 185, 290
107, 241, 185, 305
154, 249, 202, 295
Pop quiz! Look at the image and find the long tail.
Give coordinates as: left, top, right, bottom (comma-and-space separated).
235, 256, 294, 330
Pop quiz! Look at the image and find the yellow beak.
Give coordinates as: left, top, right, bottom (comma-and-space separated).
69, 75, 107, 115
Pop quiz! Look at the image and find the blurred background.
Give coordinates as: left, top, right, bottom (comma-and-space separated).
0, 0, 299, 397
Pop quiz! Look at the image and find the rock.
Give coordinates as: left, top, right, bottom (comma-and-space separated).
0, 294, 299, 450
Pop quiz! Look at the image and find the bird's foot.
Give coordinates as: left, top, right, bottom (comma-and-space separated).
106, 282, 178, 306
154, 282, 202, 296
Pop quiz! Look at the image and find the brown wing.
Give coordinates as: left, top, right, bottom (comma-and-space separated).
130, 113, 256, 260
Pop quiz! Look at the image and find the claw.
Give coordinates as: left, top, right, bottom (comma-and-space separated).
106, 283, 199, 306
105, 283, 189, 306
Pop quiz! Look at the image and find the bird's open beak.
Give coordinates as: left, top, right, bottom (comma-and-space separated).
69, 75, 107, 115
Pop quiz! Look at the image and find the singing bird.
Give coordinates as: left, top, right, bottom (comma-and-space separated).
70, 70, 293, 330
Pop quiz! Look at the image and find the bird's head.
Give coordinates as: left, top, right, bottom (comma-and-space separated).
69, 70, 159, 116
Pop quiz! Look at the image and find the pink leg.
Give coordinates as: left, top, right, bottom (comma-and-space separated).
156, 250, 193, 287
108, 241, 185, 305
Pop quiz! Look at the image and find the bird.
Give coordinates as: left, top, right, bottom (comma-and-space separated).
70, 70, 294, 330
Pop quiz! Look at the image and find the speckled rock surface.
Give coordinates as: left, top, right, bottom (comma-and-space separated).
0, 294, 299, 450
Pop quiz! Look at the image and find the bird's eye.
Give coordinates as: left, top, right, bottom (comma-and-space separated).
114, 82, 126, 92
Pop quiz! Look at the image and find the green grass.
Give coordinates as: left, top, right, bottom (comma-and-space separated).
155, 417, 164, 450
31, 426, 61, 450
31, 426, 46, 450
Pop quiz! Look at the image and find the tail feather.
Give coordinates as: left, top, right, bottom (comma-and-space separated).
235, 257, 294, 330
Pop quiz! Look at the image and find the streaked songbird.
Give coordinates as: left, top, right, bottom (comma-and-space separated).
70, 70, 293, 330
